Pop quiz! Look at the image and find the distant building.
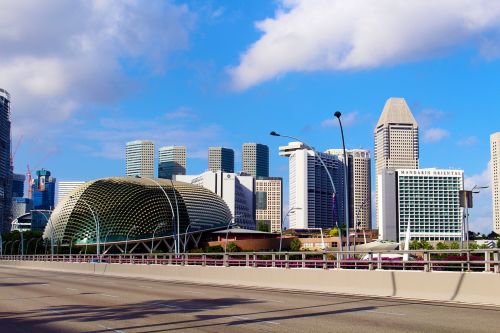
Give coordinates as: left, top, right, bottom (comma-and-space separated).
325, 149, 371, 230
280, 142, 344, 229
12, 173, 25, 198
208, 147, 234, 173
11, 197, 32, 221
492, 132, 500, 233
175, 171, 255, 229
256, 177, 282, 233
32, 169, 56, 210
11, 210, 50, 232
242, 143, 269, 177
126, 140, 154, 177
158, 146, 186, 179
374, 97, 419, 230
57, 181, 85, 204
379, 168, 464, 242
0, 88, 12, 232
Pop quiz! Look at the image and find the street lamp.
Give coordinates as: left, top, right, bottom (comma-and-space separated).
103, 228, 114, 254
71, 196, 101, 258
26, 238, 36, 255
151, 223, 167, 254
11, 240, 19, 255
463, 185, 489, 249
34, 238, 42, 255
39, 210, 56, 259
353, 199, 370, 252
139, 177, 177, 254
224, 215, 242, 254
279, 207, 302, 253
270, 131, 343, 253
183, 221, 196, 253
124, 225, 137, 254
334, 111, 350, 251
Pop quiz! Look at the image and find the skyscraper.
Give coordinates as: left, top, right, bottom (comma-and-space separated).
280, 142, 343, 229
158, 146, 186, 179
12, 173, 25, 198
208, 147, 234, 173
491, 132, 500, 233
126, 140, 154, 177
256, 177, 282, 232
57, 181, 85, 204
374, 97, 419, 230
0, 88, 12, 232
242, 143, 269, 177
325, 149, 372, 230
32, 169, 56, 210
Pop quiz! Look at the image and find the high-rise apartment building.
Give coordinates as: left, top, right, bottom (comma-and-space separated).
280, 142, 344, 229
12, 173, 25, 198
242, 143, 269, 177
256, 177, 282, 232
325, 149, 371, 230
57, 181, 85, 204
375, 97, 419, 230
158, 146, 186, 179
0, 88, 12, 232
208, 147, 234, 173
126, 140, 154, 178
32, 169, 56, 210
380, 168, 463, 242
492, 132, 500, 233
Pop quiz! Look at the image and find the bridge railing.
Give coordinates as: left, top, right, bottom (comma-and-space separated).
1, 249, 499, 273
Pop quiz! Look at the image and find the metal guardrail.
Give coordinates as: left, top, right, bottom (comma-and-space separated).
1, 249, 499, 273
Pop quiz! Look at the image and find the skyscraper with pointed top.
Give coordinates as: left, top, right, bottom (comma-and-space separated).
374, 97, 419, 232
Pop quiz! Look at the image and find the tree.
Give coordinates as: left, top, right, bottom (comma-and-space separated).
329, 227, 339, 237
257, 220, 270, 232
206, 245, 224, 253
289, 238, 301, 251
449, 241, 460, 250
468, 242, 479, 250
226, 242, 241, 253
409, 240, 421, 250
420, 240, 433, 250
487, 231, 500, 240
436, 242, 449, 250
497, 239, 500, 249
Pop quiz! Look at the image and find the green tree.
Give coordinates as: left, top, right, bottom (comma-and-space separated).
289, 238, 301, 251
226, 242, 241, 253
409, 240, 421, 250
257, 220, 270, 232
420, 240, 433, 250
206, 245, 224, 253
436, 242, 449, 250
329, 227, 339, 237
450, 241, 460, 249
468, 242, 479, 250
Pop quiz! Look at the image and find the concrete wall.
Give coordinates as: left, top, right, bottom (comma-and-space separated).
1, 260, 499, 307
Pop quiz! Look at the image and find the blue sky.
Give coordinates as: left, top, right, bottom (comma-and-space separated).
1, 0, 499, 232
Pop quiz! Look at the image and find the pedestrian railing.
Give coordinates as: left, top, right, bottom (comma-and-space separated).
1, 249, 499, 273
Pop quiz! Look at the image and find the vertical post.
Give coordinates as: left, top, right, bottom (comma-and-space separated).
285, 253, 290, 269
494, 251, 499, 274
424, 251, 430, 272
368, 252, 374, 270
323, 253, 327, 269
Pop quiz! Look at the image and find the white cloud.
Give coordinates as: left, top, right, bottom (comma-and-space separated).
423, 128, 449, 143
464, 163, 493, 233
0, 0, 195, 140
321, 112, 358, 128
229, 0, 500, 90
458, 136, 479, 146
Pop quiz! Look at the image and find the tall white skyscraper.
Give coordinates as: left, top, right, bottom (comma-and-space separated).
325, 149, 371, 230
280, 142, 343, 229
374, 97, 419, 230
158, 146, 186, 179
491, 132, 500, 233
57, 181, 85, 204
256, 177, 282, 233
126, 140, 154, 178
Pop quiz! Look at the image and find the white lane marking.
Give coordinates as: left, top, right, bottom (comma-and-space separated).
251, 298, 284, 303
232, 315, 280, 325
65, 288, 78, 291
41, 284, 50, 286
98, 324, 125, 333
183, 290, 202, 294
363, 310, 406, 316
159, 304, 178, 308
100, 294, 119, 298
233, 316, 251, 320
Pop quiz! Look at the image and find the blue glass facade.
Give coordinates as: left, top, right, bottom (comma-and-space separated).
32, 169, 56, 210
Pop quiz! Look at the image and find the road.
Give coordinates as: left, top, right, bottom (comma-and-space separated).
0, 265, 498, 332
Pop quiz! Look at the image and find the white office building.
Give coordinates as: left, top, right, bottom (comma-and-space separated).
325, 149, 371, 230
158, 146, 186, 179
379, 168, 464, 242
57, 181, 85, 204
126, 140, 154, 178
256, 177, 282, 233
280, 142, 344, 229
491, 132, 500, 233
175, 171, 255, 229
374, 97, 419, 229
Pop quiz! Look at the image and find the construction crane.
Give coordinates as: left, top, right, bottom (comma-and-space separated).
26, 153, 52, 199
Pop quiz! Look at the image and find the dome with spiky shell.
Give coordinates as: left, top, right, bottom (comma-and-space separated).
43, 177, 232, 245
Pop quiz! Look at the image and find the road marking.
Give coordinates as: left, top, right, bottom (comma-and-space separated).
139, 285, 152, 289
65, 288, 78, 291
159, 304, 178, 308
100, 294, 119, 298
183, 290, 202, 294
41, 284, 50, 286
232, 316, 280, 325
363, 310, 406, 316
98, 324, 125, 333
251, 298, 284, 303
233, 315, 251, 320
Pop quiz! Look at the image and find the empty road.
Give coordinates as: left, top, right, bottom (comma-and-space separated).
0, 265, 498, 332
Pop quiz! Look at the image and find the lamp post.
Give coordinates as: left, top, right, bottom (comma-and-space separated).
464, 185, 489, 249
279, 207, 301, 253
270, 131, 343, 253
224, 215, 242, 254
71, 196, 100, 258
11, 240, 19, 255
39, 210, 56, 259
140, 177, 177, 254
169, 180, 181, 257
26, 238, 36, 255
34, 238, 42, 255
151, 223, 167, 254
334, 111, 350, 252
4, 241, 11, 256
353, 199, 370, 252
183, 222, 196, 253
103, 228, 113, 254
124, 225, 137, 254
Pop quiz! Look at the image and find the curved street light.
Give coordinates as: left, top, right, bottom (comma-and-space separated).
71, 196, 101, 258
353, 199, 370, 252
224, 215, 242, 254
39, 210, 56, 259
151, 223, 168, 254
279, 207, 302, 253
270, 131, 343, 253
169, 179, 181, 257
11, 240, 19, 255
183, 221, 196, 253
463, 185, 489, 249
124, 225, 138, 254
34, 238, 42, 255
140, 177, 178, 254
103, 228, 114, 254
4, 240, 12, 255
26, 238, 36, 255
334, 111, 350, 251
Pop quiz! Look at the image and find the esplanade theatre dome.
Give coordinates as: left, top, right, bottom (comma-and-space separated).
43, 177, 232, 245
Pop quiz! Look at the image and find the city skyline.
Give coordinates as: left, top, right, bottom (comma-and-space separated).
2, 1, 498, 233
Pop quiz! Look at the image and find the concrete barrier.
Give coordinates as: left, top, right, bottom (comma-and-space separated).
1, 260, 499, 306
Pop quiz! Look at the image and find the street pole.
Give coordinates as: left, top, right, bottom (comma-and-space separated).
270, 131, 343, 254
151, 223, 167, 254
40, 210, 55, 259
169, 180, 181, 257
279, 207, 301, 253
224, 217, 236, 254
334, 111, 350, 253
125, 225, 137, 254
75, 197, 100, 258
